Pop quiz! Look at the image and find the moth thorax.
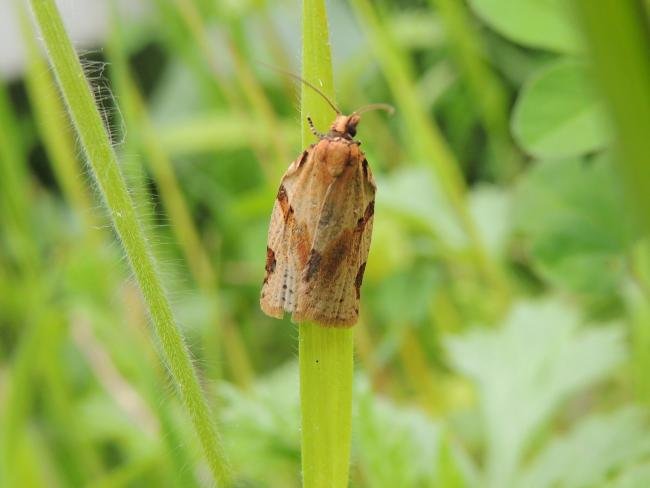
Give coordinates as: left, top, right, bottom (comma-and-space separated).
330, 114, 361, 139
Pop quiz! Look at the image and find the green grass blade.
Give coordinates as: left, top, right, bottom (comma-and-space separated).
27, 0, 231, 484
106, 9, 255, 389
0, 83, 38, 272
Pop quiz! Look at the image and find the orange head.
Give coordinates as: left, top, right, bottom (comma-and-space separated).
329, 114, 362, 139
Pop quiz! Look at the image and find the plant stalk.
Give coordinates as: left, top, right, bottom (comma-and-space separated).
27, 0, 230, 484
299, 1, 354, 486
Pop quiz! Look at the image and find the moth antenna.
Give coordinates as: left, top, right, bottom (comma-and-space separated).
307, 117, 326, 138
352, 103, 395, 116
257, 61, 341, 115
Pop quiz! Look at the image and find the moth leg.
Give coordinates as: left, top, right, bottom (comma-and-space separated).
307, 117, 326, 139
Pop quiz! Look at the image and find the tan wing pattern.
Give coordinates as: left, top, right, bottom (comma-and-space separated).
293, 142, 375, 326
261, 142, 338, 317
260, 137, 375, 327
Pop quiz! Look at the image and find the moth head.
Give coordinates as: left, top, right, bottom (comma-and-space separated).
330, 114, 362, 139
255, 66, 394, 141
330, 104, 394, 139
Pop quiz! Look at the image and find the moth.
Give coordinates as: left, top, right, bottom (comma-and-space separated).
260, 77, 392, 327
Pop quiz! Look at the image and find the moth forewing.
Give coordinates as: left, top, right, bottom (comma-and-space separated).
261, 109, 385, 328
260, 149, 311, 318
293, 142, 375, 326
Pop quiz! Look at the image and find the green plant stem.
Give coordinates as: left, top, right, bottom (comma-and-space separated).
299, 1, 354, 486
300, 325, 354, 487
27, 0, 230, 484
576, 0, 650, 409
107, 20, 217, 294
107, 14, 255, 389
574, 0, 650, 230
301, 0, 335, 142
628, 243, 650, 404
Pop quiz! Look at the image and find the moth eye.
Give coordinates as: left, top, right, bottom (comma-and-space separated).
347, 126, 357, 137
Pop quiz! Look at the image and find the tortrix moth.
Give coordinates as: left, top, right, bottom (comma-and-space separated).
260, 76, 392, 327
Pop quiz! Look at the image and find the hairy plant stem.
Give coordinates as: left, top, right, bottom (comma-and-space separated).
27, 0, 230, 484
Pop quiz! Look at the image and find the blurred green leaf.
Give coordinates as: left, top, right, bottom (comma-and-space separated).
447, 299, 626, 487
607, 463, 650, 488
355, 378, 443, 487
468, 0, 581, 53
468, 184, 511, 258
390, 11, 445, 49
377, 167, 465, 249
158, 114, 298, 156
517, 408, 650, 488
365, 217, 414, 282
512, 59, 610, 159
372, 263, 440, 325
514, 154, 633, 297
219, 362, 301, 485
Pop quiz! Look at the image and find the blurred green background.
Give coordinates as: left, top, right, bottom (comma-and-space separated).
1, 0, 650, 486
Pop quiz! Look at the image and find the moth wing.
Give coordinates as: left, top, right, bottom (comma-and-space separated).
293, 153, 376, 326
260, 147, 325, 318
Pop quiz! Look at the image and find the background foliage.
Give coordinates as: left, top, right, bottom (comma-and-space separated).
1, 0, 649, 486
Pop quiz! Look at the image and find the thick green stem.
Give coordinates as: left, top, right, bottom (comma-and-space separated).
300, 325, 354, 487
575, 0, 650, 412
574, 0, 650, 230
27, 0, 230, 484
299, 1, 354, 486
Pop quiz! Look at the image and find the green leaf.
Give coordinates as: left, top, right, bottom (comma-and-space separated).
512, 59, 610, 159
518, 408, 650, 488
219, 363, 301, 484
372, 263, 440, 324
607, 463, 650, 488
469, 184, 512, 258
447, 299, 626, 487
377, 167, 466, 249
355, 378, 443, 487
468, 0, 581, 53
514, 154, 633, 297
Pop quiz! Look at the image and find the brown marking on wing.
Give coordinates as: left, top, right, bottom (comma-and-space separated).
304, 250, 322, 282
277, 184, 296, 223
354, 262, 366, 299
356, 200, 375, 231
364, 200, 374, 220
276, 184, 287, 204
297, 150, 309, 168
320, 229, 353, 280
295, 221, 312, 268
263, 247, 277, 284
291, 141, 376, 327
